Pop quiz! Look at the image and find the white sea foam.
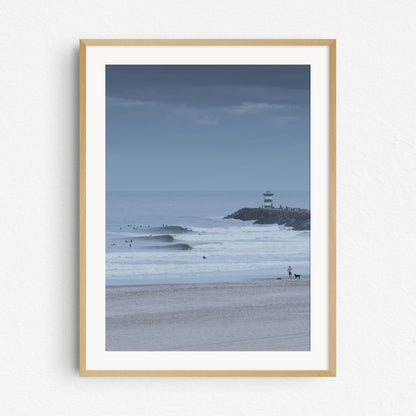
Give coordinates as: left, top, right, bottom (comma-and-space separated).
106, 191, 310, 285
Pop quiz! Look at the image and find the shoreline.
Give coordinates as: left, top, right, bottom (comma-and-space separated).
106, 275, 308, 288
106, 276, 310, 351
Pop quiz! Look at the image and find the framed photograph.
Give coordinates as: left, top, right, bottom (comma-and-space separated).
80, 39, 336, 376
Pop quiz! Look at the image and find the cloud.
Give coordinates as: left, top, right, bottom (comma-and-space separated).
170, 101, 293, 125
221, 102, 292, 115
166, 106, 220, 126
107, 97, 157, 107
194, 115, 219, 125
270, 115, 300, 123
107, 96, 294, 126
108, 97, 219, 125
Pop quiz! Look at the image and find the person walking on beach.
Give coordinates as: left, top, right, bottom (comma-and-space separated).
288, 265, 292, 279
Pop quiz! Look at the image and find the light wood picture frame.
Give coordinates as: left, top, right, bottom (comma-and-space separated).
80, 39, 336, 377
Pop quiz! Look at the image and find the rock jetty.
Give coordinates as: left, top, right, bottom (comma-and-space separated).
224, 207, 310, 230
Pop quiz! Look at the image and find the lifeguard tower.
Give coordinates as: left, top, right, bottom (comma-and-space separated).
263, 190, 274, 208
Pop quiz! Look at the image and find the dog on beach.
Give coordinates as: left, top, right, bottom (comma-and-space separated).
294, 274, 301, 279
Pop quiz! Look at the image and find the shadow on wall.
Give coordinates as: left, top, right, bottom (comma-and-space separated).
53, 46, 79, 374
71, 46, 80, 373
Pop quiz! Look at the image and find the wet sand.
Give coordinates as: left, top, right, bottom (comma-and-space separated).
106, 277, 310, 351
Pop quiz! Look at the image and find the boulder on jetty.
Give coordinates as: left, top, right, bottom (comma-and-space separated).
224, 207, 310, 230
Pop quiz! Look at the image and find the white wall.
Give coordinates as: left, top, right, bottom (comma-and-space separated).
1, 0, 415, 414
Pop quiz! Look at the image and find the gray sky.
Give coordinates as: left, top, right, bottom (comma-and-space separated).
106, 65, 310, 191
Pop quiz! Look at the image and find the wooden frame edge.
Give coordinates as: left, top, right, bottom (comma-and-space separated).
329, 40, 336, 376
79, 38, 336, 46
79, 39, 336, 377
81, 370, 336, 377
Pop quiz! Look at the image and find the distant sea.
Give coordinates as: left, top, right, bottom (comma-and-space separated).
106, 191, 310, 286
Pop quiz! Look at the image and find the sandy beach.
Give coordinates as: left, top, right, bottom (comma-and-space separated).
106, 277, 310, 351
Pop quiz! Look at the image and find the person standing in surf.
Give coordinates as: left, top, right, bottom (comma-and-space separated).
288, 265, 292, 279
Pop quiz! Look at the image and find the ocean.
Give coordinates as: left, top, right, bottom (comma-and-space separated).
106, 191, 310, 286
